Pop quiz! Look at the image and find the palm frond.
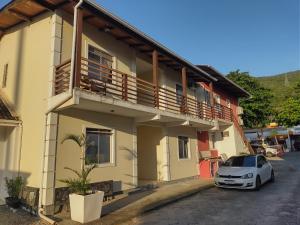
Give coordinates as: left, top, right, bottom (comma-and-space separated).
64, 167, 82, 178
61, 134, 86, 147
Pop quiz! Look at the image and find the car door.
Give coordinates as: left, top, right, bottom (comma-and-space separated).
257, 156, 268, 183
260, 156, 270, 183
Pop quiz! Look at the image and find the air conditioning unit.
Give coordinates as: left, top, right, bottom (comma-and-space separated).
237, 106, 244, 115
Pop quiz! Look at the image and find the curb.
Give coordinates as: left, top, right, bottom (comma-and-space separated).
101, 182, 214, 225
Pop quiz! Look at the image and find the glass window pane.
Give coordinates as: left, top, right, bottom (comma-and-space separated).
85, 133, 99, 164
178, 136, 188, 159
99, 133, 111, 163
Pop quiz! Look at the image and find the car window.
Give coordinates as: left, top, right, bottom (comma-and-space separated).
257, 156, 266, 166
223, 156, 256, 167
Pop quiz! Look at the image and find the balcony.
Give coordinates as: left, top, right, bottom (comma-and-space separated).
54, 57, 233, 124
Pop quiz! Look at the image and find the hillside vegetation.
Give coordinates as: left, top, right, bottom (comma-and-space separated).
257, 70, 300, 110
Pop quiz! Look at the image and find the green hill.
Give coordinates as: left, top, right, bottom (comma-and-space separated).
256, 70, 300, 109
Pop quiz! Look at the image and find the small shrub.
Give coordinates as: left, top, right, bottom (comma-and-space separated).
5, 176, 23, 199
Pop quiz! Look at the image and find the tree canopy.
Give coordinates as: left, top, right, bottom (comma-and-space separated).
275, 82, 300, 127
227, 70, 274, 128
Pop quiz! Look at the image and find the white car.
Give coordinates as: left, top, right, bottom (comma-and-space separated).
215, 155, 274, 190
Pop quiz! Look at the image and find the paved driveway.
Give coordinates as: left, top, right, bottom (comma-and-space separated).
126, 152, 300, 225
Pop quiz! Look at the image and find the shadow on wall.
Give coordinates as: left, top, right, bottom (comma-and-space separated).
59, 108, 134, 134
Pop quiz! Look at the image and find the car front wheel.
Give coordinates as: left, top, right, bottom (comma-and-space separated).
255, 176, 261, 191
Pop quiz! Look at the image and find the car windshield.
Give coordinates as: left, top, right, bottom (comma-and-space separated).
223, 156, 256, 167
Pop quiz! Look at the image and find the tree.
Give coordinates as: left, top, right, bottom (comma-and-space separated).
276, 83, 300, 127
276, 97, 300, 127
227, 70, 274, 128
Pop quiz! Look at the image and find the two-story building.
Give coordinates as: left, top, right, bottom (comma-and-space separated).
0, 0, 250, 215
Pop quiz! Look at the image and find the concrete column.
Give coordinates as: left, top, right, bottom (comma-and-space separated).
42, 12, 62, 215
161, 127, 171, 181
48, 12, 63, 97
132, 124, 138, 187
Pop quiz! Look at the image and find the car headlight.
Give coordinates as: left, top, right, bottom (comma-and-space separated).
241, 173, 253, 179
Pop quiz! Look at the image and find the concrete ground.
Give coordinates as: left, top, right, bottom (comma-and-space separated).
54, 177, 213, 225
0, 205, 41, 225
125, 152, 300, 225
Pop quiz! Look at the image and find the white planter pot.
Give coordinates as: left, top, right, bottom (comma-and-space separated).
69, 191, 104, 224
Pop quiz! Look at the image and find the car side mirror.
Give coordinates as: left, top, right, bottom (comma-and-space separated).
257, 164, 263, 168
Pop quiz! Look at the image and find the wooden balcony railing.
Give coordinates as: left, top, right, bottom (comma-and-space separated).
54, 57, 233, 122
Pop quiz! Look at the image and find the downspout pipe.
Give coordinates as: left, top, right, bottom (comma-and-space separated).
38, 0, 84, 223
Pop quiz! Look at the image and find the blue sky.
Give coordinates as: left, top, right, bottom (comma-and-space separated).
0, 0, 299, 76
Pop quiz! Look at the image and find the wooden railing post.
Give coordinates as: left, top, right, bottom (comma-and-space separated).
74, 7, 83, 88
181, 67, 187, 114
122, 74, 128, 100
209, 82, 214, 119
152, 50, 159, 108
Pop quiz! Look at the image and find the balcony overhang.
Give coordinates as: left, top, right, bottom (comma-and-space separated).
50, 89, 215, 129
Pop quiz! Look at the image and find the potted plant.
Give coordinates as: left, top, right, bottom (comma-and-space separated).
5, 176, 23, 209
60, 134, 104, 224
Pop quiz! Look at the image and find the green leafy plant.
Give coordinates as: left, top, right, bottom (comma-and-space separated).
5, 176, 23, 199
60, 134, 96, 195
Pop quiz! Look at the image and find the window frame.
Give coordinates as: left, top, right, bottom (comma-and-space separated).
85, 42, 116, 83
226, 99, 231, 108
177, 135, 190, 160
83, 126, 116, 168
176, 84, 183, 105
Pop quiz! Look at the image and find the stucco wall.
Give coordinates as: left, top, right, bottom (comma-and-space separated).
137, 126, 164, 181
0, 13, 53, 187
167, 126, 199, 180
55, 108, 135, 191
212, 124, 246, 157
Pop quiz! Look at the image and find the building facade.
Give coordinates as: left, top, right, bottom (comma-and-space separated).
0, 0, 250, 214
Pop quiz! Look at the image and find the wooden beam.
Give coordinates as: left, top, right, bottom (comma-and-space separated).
33, 0, 56, 11
98, 25, 114, 32
181, 67, 187, 113
74, 8, 83, 88
152, 50, 159, 107
141, 49, 153, 53
129, 43, 145, 48
158, 59, 173, 63
83, 15, 95, 20
8, 9, 31, 22
116, 36, 132, 41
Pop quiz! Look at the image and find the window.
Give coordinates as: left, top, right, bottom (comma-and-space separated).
88, 45, 113, 83
2, 64, 8, 88
176, 84, 183, 104
214, 94, 220, 104
257, 156, 267, 167
204, 89, 211, 106
224, 156, 256, 167
195, 85, 211, 106
178, 136, 189, 159
85, 128, 113, 165
226, 99, 231, 108
210, 133, 216, 149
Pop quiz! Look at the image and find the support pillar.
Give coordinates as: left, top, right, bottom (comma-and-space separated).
152, 50, 159, 108
74, 7, 83, 88
181, 67, 187, 113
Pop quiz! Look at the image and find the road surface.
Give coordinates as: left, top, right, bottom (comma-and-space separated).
126, 152, 300, 225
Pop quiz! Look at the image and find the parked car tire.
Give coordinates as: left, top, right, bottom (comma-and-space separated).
255, 176, 261, 191
270, 170, 275, 183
